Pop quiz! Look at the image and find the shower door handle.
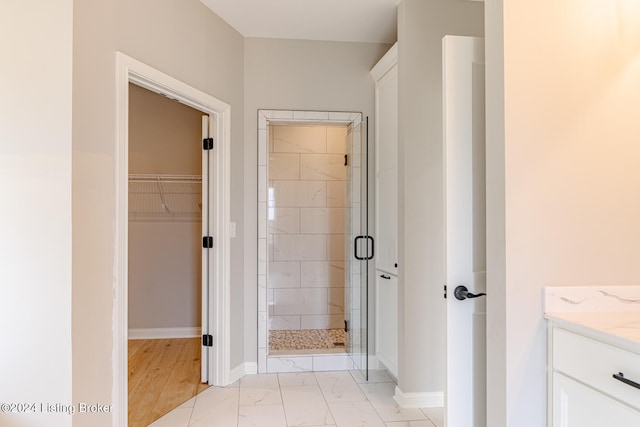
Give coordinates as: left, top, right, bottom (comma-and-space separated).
354, 236, 374, 260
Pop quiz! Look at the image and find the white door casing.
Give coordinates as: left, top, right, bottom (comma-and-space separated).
443, 36, 487, 427
201, 115, 214, 383
115, 52, 231, 427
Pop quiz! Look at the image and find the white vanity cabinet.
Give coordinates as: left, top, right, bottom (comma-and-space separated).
371, 43, 398, 379
548, 324, 640, 426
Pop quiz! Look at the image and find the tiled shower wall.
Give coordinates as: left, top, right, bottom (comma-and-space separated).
268, 125, 347, 331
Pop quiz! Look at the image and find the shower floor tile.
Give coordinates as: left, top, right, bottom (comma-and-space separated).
269, 328, 345, 353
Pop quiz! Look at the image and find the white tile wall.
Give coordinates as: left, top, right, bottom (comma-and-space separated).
273, 126, 327, 153
327, 126, 348, 154
258, 111, 360, 374
258, 129, 268, 165
258, 165, 268, 202
273, 288, 329, 315
258, 202, 267, 239
267, 356, 313, 373
326, 181, 346, 207
258, 238, 267, 275
268, 261, 301, 288
273, 235, 327, 261
269, 315, 301, 330
271, 181, 327, 208
300, 261, 345, 288
267, 124, 350, 334
300, 154, 346, 181
269, 153, 299, 180
326, 234, 346, 261
328, 287, 345, 314
268, 207, 300, 235
300, 208, 346, 234
267, 234, 274, 262
300, 314, 344, 330
292, 111, 330, 121
258, 312, 268, 348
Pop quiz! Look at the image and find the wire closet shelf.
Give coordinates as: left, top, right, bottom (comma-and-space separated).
128, 174, 202, 221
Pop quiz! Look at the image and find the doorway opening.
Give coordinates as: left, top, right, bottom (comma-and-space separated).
257, 110, 369, 375
126, 83, 207, 426
115, 53, 231, 427
266, 123, 348, 356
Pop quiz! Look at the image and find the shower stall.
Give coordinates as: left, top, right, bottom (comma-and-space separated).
257, 110, 370, 376
267, 123, 348, 354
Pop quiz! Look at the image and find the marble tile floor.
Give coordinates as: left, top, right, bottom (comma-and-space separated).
149, 370, 443, 427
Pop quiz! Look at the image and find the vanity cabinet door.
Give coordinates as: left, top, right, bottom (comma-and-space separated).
375, 271, 397, 378
371, 43, 398, 379
374, 56, 398, 275
553, 372, 640, 427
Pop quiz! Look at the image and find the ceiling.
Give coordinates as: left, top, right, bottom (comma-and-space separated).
200, 0, 401, 44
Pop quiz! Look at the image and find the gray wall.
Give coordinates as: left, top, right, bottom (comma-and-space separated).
72, 0, 244, 424
243, 38, 392, 362
396, 0, 483, 394
485, 0, 506, 424
128, 222, 202, 328
1, 1, 73, 426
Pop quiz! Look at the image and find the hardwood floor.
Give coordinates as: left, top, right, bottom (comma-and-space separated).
128, 338, 209, 427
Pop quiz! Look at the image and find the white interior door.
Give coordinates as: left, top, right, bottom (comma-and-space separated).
444, 35, 486, 427
201, 114, 214, 383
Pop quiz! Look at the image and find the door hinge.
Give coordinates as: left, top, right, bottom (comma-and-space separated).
344, 154, 348, 166
203, 236, 213, 248
202, 334, 213, 347
344, 320, 349, 333
443, 285, 447, 299
203, 137, 214, 150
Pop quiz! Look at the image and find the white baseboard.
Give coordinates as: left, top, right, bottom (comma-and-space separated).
229, 362, 258, 384
394, 385, 444, 408
128, 327, 201, 339
368, 355, 380, 370
376, 354, 398, 381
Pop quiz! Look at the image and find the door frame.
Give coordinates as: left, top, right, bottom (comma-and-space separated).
114, 52, 231, 426
256, 109, 363, 373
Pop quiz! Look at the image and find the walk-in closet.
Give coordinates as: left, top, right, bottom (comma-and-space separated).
127, 83, 207, 427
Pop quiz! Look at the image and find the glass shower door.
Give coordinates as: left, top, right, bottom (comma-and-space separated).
345, 116, 370, 379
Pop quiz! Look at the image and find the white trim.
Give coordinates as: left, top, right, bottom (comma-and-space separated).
114, 52, 232, 427
229, 362, 258, 384
393, 386, 444, 408
128, 327, 202, 340
368, 354, 380, 370
369, 42, 398, 82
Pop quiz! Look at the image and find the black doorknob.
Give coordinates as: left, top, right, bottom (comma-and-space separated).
454, 285, 486, 301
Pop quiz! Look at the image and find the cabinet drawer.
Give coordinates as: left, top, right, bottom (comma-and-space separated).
553, 328, 640, 410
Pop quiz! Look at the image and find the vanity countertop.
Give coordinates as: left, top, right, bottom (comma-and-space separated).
545, 311, 640, 354
544, 285, 640, 354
